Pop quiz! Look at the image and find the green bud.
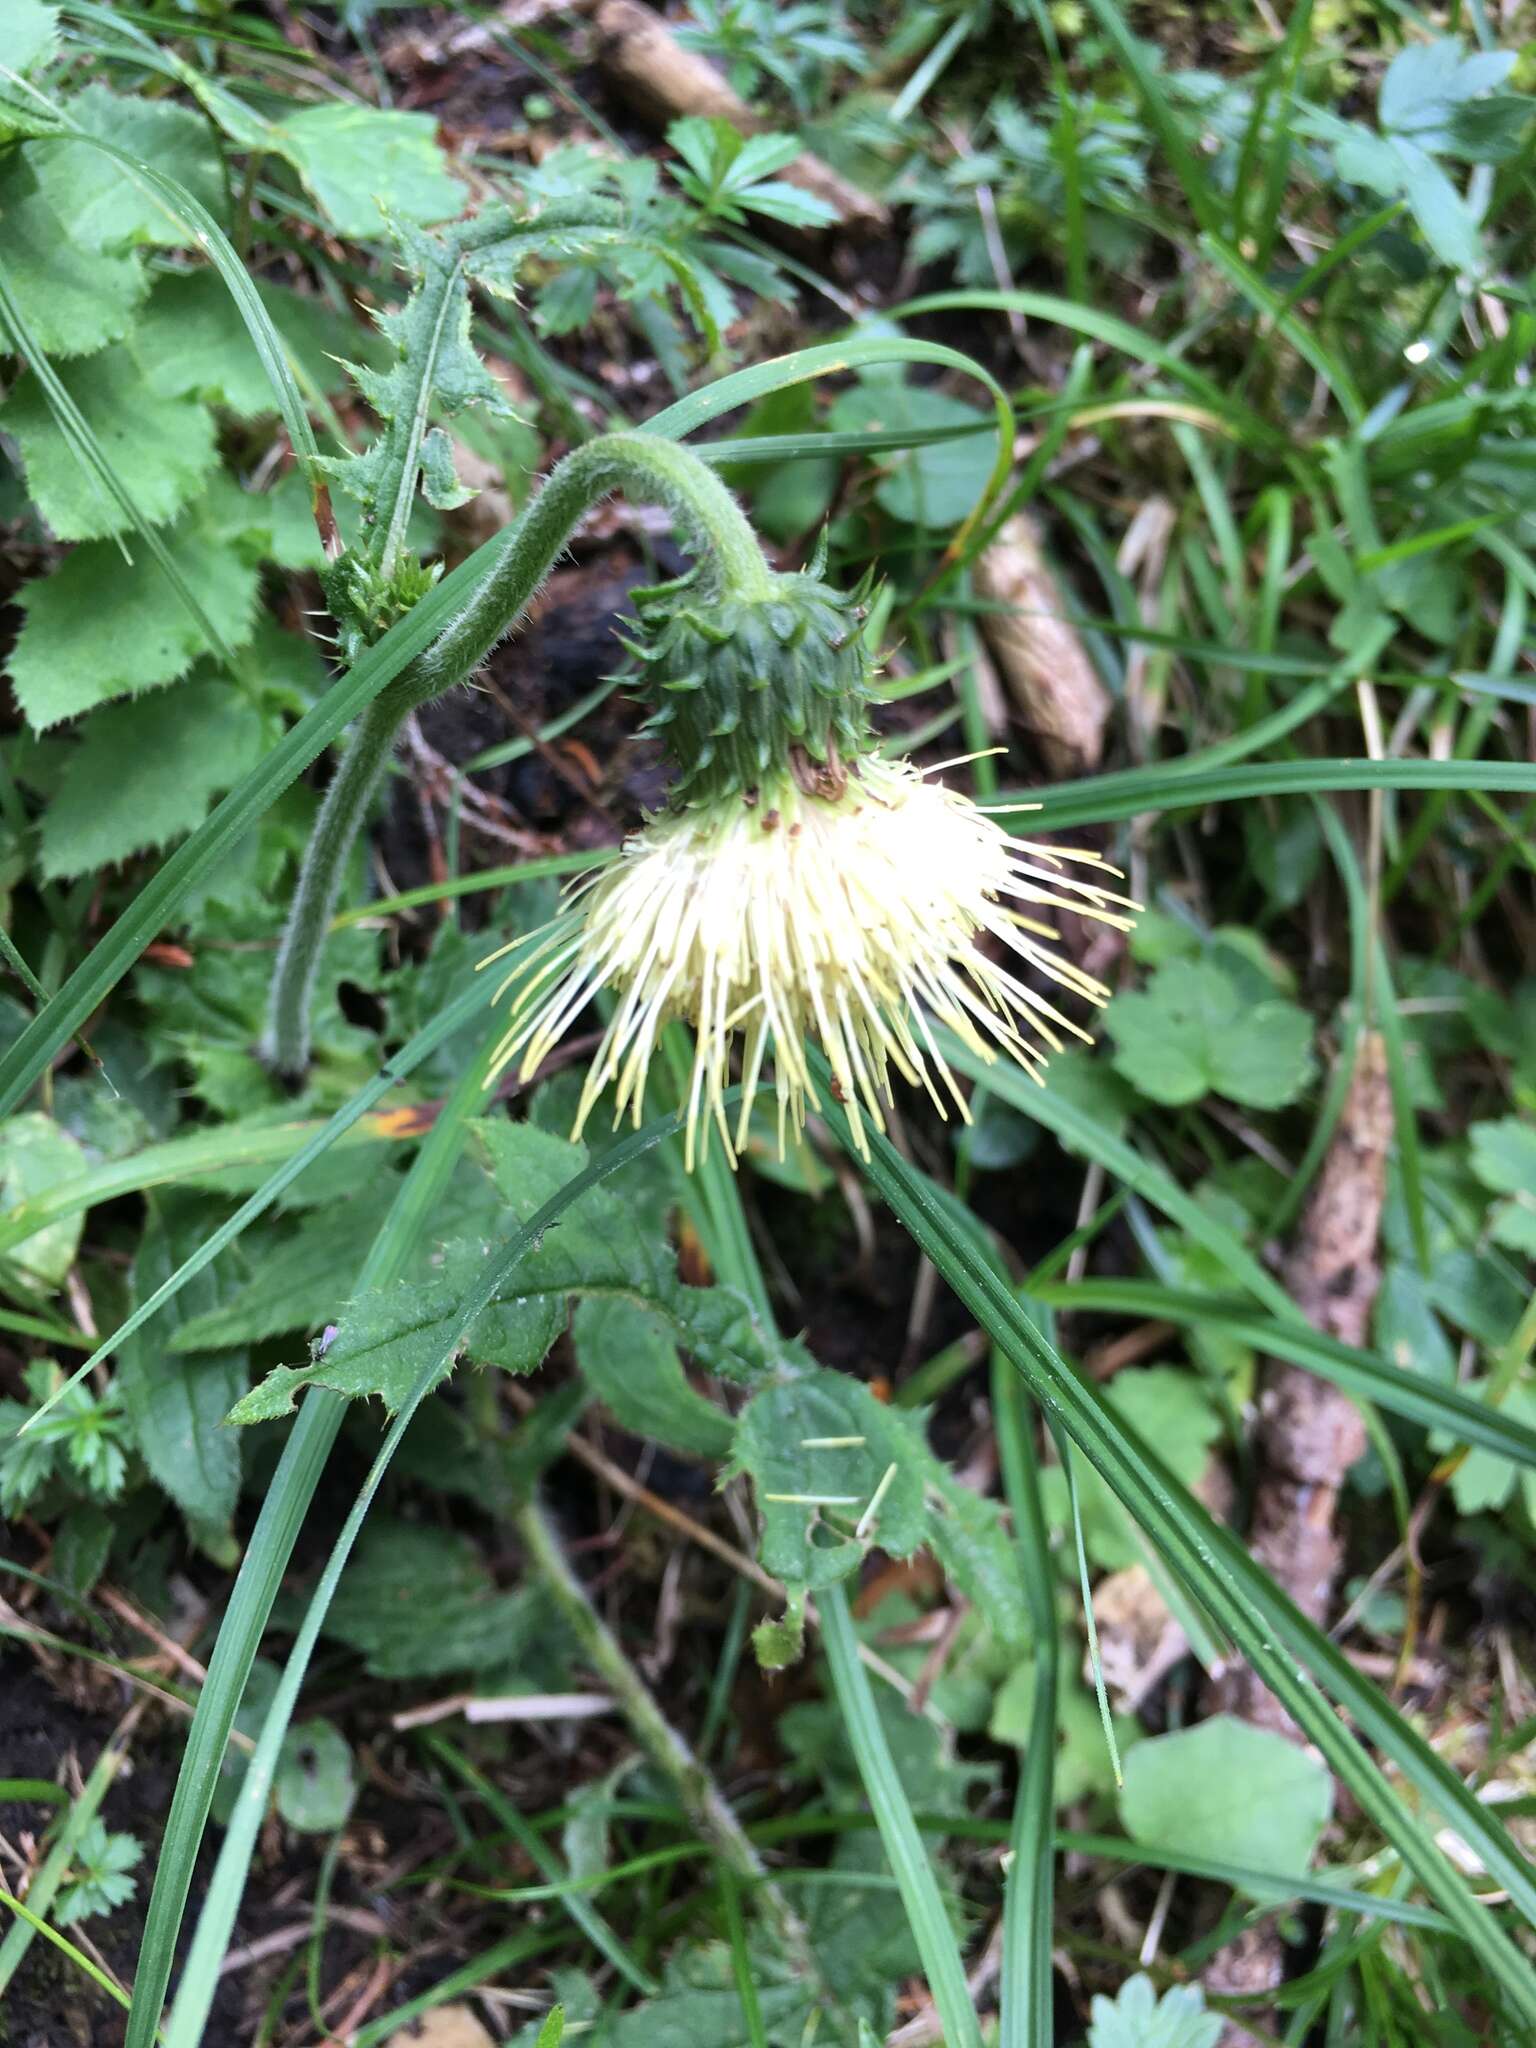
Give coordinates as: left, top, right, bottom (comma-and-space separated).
629, 564, 878, 805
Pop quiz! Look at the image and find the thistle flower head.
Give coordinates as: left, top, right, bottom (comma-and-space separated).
483, 742, 1135, 1169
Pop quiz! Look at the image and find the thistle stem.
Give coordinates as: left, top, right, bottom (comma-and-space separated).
513, 1490, 825, 1983
263, 433, 772, 1078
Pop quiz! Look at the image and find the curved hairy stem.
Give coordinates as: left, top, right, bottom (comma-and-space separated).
264, 432, 771, 1078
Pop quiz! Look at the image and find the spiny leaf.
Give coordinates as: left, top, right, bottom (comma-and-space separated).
225, 1122, 791, 1421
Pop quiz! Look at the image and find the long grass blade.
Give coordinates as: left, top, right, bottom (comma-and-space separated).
820, 1582, 985, 2048
813, 1049, 1536, 2026
153, 1090, 720, 2048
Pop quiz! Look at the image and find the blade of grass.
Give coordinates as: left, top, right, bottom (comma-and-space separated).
993, 1309, 1058, 2048
155, 1091, 723, 2048
1029, 1279, 1536, 1468
811, 1049, 1536, 2023
125, 1025, 508, 2048
1009, 754, 1536, 831
820, 1581, 985, 2048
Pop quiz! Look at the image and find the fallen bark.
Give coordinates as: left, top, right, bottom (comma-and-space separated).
1204, 1032, 1393, 2042
584, 0, 889, 233
972, 513, 1111, 778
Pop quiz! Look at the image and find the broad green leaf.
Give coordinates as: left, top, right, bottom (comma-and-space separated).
0, 1113, 88, 1295
827, 379, 997, 528
1393, 137, 1482, 273
52, 1502, 114, 1599
32, 85, 226, 249
989, 1657, 1138, 1807
6, 0, 59, 75
1088, 1974, 1221, 2048
10, 503, 263, 728
38, 679, 268, 881
4, 346, 218, 540
321, 1521, 548, 1679
1373, 1261, 1456, 1382
1119, 1716, 1332, 1887
170, 1183, 400, 1350
1379, 39, 1517, 148
731, 1369, 930, 1588
571, 1296, 734, 1459
118, 1197, 249, 1540
272, 104, 466, 239
0, 156, 145, 358
1105, 959, 1313, 1109
1469, 1117, 1536, 1257
131, 271, 360, 419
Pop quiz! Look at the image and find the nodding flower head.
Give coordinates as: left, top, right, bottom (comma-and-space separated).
481, 565, 1135, 1168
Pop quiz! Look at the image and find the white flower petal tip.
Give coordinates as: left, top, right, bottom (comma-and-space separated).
485, 755, 1136, 1171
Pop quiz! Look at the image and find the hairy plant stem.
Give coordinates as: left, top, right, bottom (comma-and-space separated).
263, 432, 772, 1078
513, 1490, 828, 1988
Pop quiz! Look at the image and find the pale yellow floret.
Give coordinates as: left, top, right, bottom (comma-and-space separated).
481, 755, 1136, 1169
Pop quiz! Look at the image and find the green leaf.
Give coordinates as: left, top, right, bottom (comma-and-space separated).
0, 1113, 88, 1295
274, 1720, 355, 1833
131, 271, 359, 419
53, 1822, 143, 1927
1119, 1716, 1333, 1888
1469, 1117, 1536, 1257
989, 1657, 1138, 1807
827, 379, 997, 528
571, 1296, 734, 1459
229, 1121, 789, 1419
317, 214, 517, 642
38, 679, 268, 881
32, 85, 226, 249
118, 1197, 249, 1538
1392, 137, 1482, 273
6, 0, 59, 76
51, 1502, 114, 1598
272, 104, 466, 239
1379, 39, 1517, 149
1105, 959, 1314, 1109
0, 156, 145, 359
4, 345, 218, 540
730, 1369, 928, 1589
322, 1521, 549, 1679
10, 505, 262, 728
1088, 1974, 1221, 2048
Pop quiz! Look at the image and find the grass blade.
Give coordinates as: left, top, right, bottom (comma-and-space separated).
153, 1090, 715, 2048
812, 1049, 1536, 2026
820, 1581, 984, 2048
